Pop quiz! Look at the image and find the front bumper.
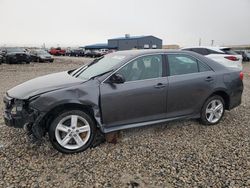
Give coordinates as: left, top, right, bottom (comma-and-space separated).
3, 95, 39, 128
4, 111, 27, 128
40, 57, 54, 62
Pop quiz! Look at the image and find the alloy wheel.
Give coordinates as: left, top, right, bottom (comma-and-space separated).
205, 99, 224, 123
55, 115, 91, 150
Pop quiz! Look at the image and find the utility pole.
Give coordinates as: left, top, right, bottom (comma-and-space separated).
199, 38, 201, 46
211, 40, 214, 46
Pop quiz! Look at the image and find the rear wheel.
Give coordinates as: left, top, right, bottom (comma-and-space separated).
49, 110, 96, 154
200, 95, 225, 125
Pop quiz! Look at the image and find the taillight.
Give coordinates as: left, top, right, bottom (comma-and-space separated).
224, 56, 239, 61
240, 72, 244, 80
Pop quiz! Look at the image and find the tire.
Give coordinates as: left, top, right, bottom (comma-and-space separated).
49, 110, 96, 154
6, 57, 10, 64
200, 95, 225, 126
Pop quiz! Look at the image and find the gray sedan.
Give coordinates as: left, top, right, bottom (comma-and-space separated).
3, 50, 243, 153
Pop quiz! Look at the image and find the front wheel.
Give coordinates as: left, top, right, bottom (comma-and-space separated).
6, 57, 11, 64
200, 95, 225, 125
49, 110, 96, 154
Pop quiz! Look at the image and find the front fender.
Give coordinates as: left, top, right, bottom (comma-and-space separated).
29, 82, 102, 127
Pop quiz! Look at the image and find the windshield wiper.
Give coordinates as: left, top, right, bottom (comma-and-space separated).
89, 69, 114, 80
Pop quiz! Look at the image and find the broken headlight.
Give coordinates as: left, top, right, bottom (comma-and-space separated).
10, 100, 24, 115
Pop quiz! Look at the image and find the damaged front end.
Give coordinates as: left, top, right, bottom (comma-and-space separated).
3, 94, 44, 138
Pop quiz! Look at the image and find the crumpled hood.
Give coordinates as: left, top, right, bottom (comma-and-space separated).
7, 71, 86, 99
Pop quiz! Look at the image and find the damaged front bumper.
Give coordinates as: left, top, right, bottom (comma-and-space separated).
3, 94, 41, 129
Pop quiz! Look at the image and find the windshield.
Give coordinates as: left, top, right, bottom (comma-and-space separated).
7, 48, 25, 53
72, 53, 127, 80
36, 50, 49, 55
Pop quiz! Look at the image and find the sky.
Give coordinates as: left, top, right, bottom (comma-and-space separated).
0, 0, 250, 48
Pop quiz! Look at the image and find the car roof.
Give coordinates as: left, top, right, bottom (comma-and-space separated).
113, 49, 182, 56
111, 49, 226, 71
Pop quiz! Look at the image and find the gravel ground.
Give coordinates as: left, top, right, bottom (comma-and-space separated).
0, 58, 250, 188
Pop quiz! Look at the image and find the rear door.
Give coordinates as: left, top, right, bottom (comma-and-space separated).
100, 54, 168, 127
166, 53, 215, 118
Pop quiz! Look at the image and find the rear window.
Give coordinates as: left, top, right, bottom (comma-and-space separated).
221, 48, 238, 55
192, 48, 210, 55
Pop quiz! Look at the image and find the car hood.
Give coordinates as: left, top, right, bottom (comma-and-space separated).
38, 54, 52, 57
7, 71, 86, 100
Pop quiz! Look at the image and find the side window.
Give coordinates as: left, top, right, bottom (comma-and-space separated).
168, 54, 199, 76
117, 55, 163, 82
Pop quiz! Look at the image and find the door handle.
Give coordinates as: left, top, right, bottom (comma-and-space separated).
154, 83, 166, 89
205, 76, 214, 82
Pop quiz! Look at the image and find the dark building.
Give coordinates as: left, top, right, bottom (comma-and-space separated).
108, 35, 163, 51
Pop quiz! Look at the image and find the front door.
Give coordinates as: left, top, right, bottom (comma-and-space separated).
100, 54, 168, 127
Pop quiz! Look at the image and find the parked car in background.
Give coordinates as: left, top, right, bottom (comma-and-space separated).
235, 50, 249, 62
2, 48, 31, 64
99, 49, 109, 56
66, 48, 85, 57
49, 48, 66, 56
30, 50, 54, 63
3, 50, 243, 153
246, 51, 250, 61
182, 46, 243, 70
0, 50, 4, 64
0, 54, 3, 64
84, 50, 92, 57
244, 50, 250, 61
84, 50, 100, 58
85, 49, 109, 58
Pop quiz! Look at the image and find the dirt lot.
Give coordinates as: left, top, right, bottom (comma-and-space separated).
0, 57, 250, 188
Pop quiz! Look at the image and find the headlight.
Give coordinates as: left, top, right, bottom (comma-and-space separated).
11, 106, 17, 115
11, 105, 23, 115
10, 100, 24, 115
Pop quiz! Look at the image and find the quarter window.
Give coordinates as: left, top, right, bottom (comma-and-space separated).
117, 55, 163, 82
199, 61, 212, 72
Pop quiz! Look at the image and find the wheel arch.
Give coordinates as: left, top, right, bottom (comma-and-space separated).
209, 90, 230, 110
41, 103, 97, 131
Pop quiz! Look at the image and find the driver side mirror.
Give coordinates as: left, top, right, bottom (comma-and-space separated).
109, 73, 125, 84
